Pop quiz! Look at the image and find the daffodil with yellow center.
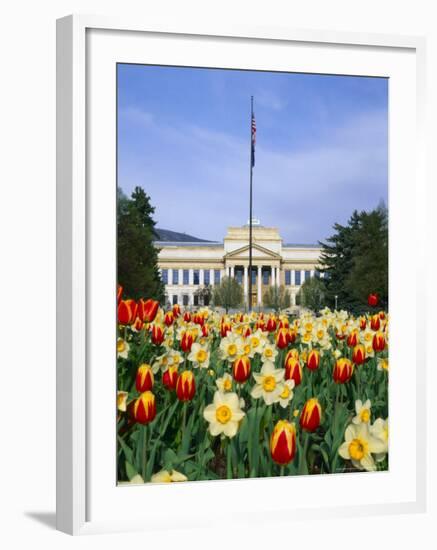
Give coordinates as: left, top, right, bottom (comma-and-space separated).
248, 329, 267, 356
377, 358, 389, 371
370, 417, 389, 462
187, 342, 210, 369
278, 379, 295, 408
352, 399, 372, 425
216, 373, 233, 393
203, 391, 245, 438
251, 361, 285, 405
151, 469, 188, 483
261, 344, 278, 363
338, 422, 386, 471
117, 391, 128, 412
219, 334, 244, 362
117, 338, 130, 359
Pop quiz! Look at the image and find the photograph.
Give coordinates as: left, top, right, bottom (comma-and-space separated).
116, 63, 389, 484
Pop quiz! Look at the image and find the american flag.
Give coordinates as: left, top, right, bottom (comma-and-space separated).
251, 112, 256, 167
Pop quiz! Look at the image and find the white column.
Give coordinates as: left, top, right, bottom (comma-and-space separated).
189, 269, 194, 285
168, 268, 173, 285
210, 268, 214, 286
199, 269, 204, 285
301, 270, 305, 285
291, 269, 296, 286
310, 269, 315, 279
243, 265, 248, 303
276, 266, 280, 286
271, 266, 275, 286
230, 266, 235, 278
257, 265, 262, 305
179, 268, 183, 286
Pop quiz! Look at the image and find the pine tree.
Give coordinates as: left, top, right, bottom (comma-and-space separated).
117, 186, 165, 302
345, 203, 388, 308
319, 210, 362, 311
319, 204, 388, 313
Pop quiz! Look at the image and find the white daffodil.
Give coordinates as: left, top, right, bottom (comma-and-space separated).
216, 372, 233, 392
187, 342, 210, 369
117, 391, 128, 412
118, 474, 144, 485
152, 352, 170, 374
117, 338, 130, 359
251, 361, 285, 405
247, 330, 267, 356
278, 379, 295, 409
338, 422, 387, 472
151, 469, 188, 483
370, 418, 389, 462
219, 333, 244, 362
352, 399, 372, 425
260, 343, 279, 363
203, 391, 245, 438
377, 358, 389, 372
167, 349, 184, 369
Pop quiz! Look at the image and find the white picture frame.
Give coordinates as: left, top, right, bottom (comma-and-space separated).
56, 14, 427, 535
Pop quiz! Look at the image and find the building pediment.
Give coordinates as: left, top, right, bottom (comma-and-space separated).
225, 243, 281, 261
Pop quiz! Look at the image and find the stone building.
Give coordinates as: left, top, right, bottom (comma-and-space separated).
155, 222, 322, 308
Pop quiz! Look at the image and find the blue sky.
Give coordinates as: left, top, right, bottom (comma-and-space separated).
117, 64, 388, 243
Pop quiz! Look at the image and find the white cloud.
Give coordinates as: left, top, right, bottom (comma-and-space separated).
119, 107, 387, 243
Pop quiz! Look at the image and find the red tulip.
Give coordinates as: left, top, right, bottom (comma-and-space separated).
306, 349, 320, 371
300, 398, 322, 432
139, 299, 159, 323
352, 344, 366, 365
172, 304, 181, 317
117, 299, 138, 325
220, 321, 232, 338
270, 420, 296, 465
372, 332, 386, 352
180, 331, 194, 353
183, 312, 191, 323
285, 357, 303, 386
133, 391, 156, 424
162, 366, 179, 391
266, 317, 277, 333
367, 293, 379, 307
346, 330, 359, 348
135, 364, 154, 392
164, 311, 174, 327
232, 356, 251, 383
151, 324, 165, 345
176, 370, 196, 401
276, 328, 290, 350
333, 358, 354, 384
370, 314, 381, 332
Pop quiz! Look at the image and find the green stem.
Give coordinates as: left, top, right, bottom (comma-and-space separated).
280, 465, 285, 476
226, 440, 233, 479
142, 424, 148, 481
299, 431, 310, 475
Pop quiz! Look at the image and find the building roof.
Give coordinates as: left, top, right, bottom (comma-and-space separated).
154, 241, 222, 247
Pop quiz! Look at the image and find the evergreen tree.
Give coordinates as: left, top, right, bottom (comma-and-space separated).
345, 203, 388, 308
319, 204, 388, 313
117, 186, 165, 302
319, 210, 362, 311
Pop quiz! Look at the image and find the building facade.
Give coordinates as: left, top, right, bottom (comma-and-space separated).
156, 223, 323, 308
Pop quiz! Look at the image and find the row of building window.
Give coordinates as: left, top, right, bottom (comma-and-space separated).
162, 269, 221, 286
161, 268, 320, 286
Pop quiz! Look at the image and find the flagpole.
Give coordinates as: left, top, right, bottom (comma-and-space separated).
248, 96, 254, 312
